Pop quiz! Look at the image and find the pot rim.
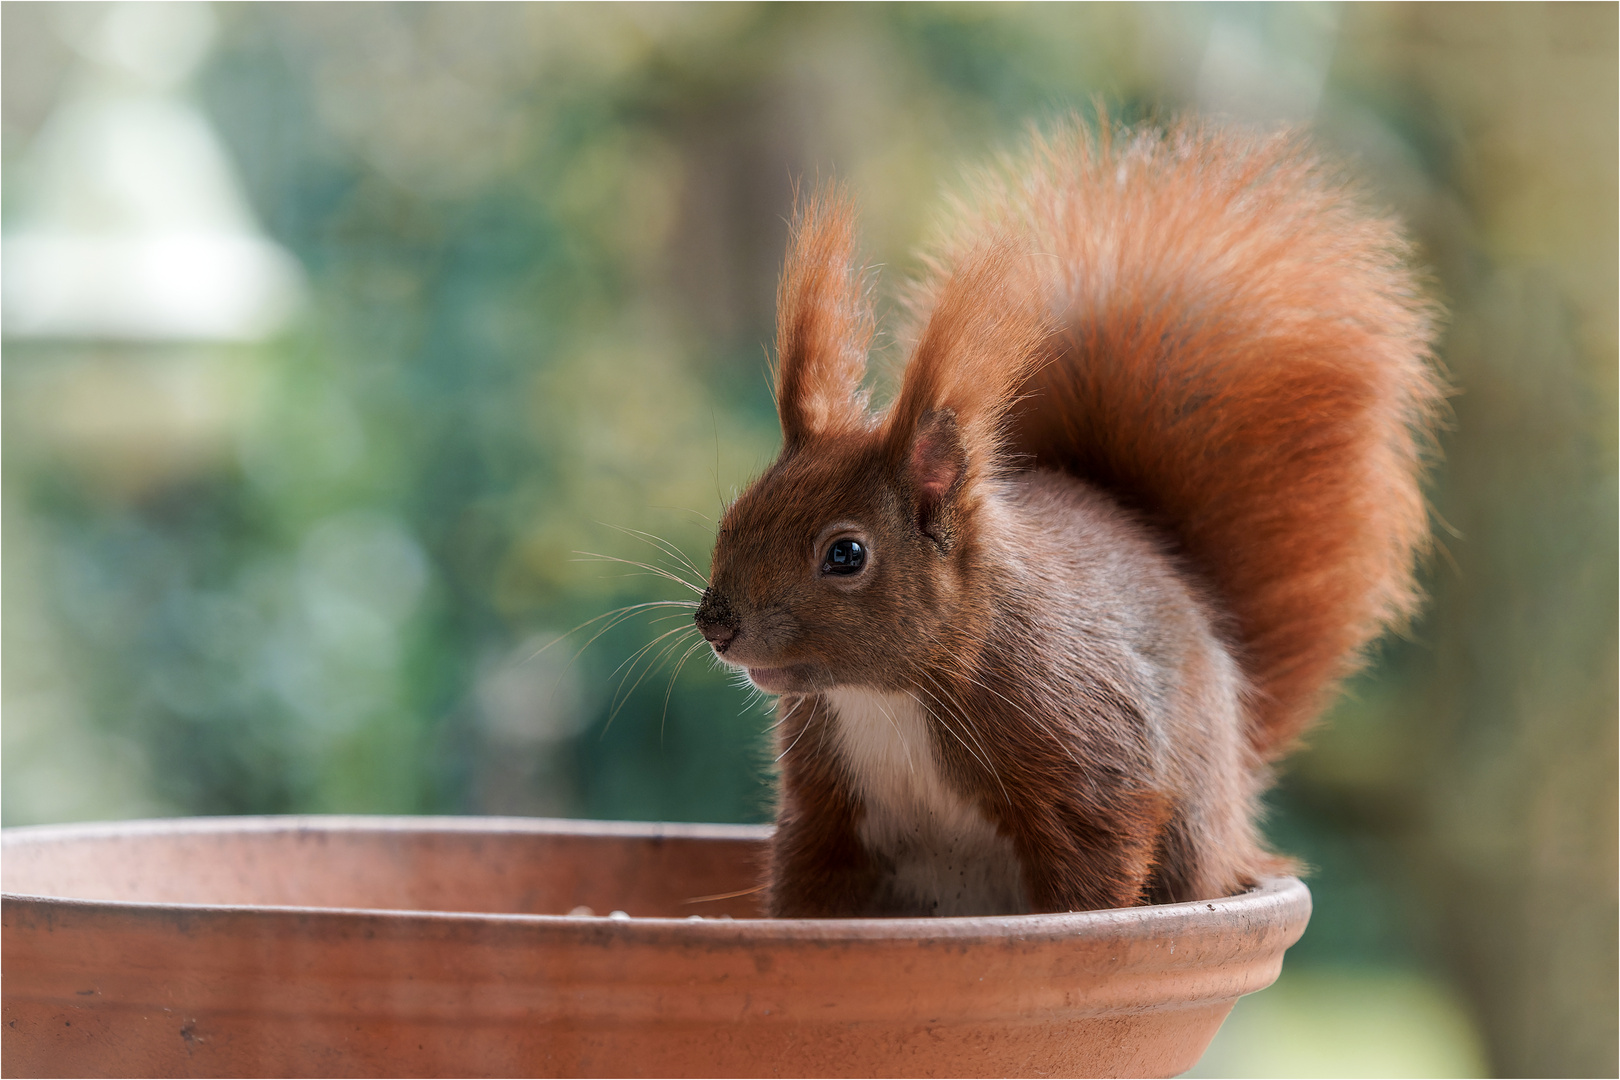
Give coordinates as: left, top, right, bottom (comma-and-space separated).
2, 814, 1310, 948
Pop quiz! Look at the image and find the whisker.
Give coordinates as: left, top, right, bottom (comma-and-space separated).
726, 666, 775, 717
682, 884, 767, 905
921, 671, 1005, 789
814, 692, 834, 757
601, 523, 711, 587
637, 633, 701, 744
598, 532, 706, 587
661, 637, 710, 741
600, 625, 699, 738
902, 684, 985, 775
603, 633, 696, 741
575, 568, 695, 587
573, 551, 705, 595
606, 624, 696, 696
527, 602, 701, 718
952, 665, 1081, 768
908, 675, 1010, 804
766, 695, 805, 733
602, 639, 683, 719
564, 604, 690, 676
650, 504, 717, 532
870, 694, 918, 781
775, 700, 818, 763
524, 601, 699, 664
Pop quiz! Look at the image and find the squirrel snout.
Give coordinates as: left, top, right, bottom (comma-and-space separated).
694, 587, 740, 652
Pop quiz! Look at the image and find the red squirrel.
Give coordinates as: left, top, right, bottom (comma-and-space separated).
692, 120, 1442, 917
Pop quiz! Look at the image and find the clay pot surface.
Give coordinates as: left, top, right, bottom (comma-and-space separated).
2, 816, 1309, 1078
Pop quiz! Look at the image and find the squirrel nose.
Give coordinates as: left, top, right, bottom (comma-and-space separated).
694, 588, 739, 652
701, 622, 735, 650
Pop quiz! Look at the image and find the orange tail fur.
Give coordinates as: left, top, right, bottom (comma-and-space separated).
905, 121, 1445, 757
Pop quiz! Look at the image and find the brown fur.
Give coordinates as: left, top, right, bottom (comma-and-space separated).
774, 186, 876, 447
694, 120, 1442, 916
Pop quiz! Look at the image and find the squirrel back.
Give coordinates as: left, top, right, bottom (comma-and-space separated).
903, 122, 1443, 757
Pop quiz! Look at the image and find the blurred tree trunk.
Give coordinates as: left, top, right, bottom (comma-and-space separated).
1350, 5, 1619, 1075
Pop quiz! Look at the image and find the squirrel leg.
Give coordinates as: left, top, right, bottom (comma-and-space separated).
767, 696, 883, 917
1005, 786, 1173, 912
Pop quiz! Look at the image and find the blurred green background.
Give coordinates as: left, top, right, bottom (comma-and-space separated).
2, 3, 1614, 1076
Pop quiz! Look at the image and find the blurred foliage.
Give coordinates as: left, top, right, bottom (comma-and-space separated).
1187, 965, 1492, 1078
2, 4, 1614, 1077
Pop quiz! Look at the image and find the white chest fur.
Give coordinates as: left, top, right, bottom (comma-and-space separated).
823, 687, 1029, 916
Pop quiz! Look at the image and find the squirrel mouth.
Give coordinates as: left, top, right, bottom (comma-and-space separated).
745, 666, 810, 693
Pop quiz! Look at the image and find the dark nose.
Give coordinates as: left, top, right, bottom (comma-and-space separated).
694, 587, 739, 652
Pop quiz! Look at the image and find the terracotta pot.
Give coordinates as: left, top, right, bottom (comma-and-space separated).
2, 816, 1308, 1078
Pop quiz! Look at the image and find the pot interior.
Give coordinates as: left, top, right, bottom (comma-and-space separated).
1, 817, 769, 919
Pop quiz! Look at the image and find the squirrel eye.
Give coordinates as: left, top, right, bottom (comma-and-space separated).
822, 537, 866, 576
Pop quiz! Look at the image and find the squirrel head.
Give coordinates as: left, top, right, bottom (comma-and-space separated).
696, 186, 1048, 695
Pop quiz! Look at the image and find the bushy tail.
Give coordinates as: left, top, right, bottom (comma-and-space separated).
908, 120, 1444, 758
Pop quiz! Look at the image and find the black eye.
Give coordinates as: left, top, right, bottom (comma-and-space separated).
822, 537, 866, 576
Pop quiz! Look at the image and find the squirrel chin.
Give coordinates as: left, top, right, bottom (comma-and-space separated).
744, 666, 813, 694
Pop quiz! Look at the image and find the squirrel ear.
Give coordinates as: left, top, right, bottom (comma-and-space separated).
774, 184, 874, 447
907, 409, 969, 547
885, 238, 1049, 524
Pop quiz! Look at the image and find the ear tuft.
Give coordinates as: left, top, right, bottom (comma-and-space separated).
884, 238, 1051, 517
775, 183, 875, 447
